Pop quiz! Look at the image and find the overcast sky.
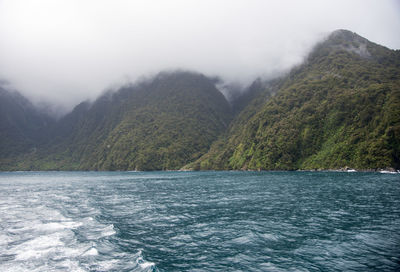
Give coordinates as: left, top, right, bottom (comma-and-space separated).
1, 0, 399, 111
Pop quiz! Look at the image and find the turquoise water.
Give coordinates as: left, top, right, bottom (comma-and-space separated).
0, 171, 399, 271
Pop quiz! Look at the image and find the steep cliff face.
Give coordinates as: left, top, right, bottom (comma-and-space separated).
190, 30, 400, 170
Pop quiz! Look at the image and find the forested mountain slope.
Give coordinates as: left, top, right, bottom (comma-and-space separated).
0, 87, 53, 163
1, 30, 399, 171
1, 72, 232, 170
189, 30, 400, 170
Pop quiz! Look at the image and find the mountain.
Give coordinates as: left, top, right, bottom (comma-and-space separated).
0, 87, 54, 168
188, 30, 400, 170
3, 71, 232, 170
1, 30, 399, 171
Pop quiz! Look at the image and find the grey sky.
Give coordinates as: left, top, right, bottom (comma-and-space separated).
0, 0, 399, 111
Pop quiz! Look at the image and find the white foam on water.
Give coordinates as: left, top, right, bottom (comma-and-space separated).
2, 262, 85, 272
52, 259, 87, 272
231, 235, 253, 244
35, 221, 83, 232
96, 259, 119, 270
140, 260, 156, 269
379, 170, 399, 174
13, 233, 65, 260
83, 223, 117, 240
0, 196, 98, 271
0, 234, 11, 246
59, 244, 93, 260
229, 231, 257, 245
101, 224, 117, 237
137, 256, 156, 269
260, 233, 280, 241
82, 247, 98, 256
0, 174, 162, 272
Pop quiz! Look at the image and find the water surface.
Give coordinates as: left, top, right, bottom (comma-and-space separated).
0, 171, 399, 271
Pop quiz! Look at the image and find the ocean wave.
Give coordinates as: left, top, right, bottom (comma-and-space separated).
1, 171, 399, 271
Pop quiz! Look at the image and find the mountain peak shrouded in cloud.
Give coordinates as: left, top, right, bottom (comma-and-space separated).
187, 29, 400, 171
0, 0, 399, 112
1, 29, 399, 171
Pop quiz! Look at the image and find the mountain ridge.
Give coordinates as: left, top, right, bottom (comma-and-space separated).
1, 71, 233, 170
1, 30, 399, 171
187, 29, 400, 171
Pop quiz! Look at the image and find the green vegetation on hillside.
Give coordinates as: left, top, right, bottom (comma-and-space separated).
0, 87, 53, 161
190, 30, 400, 170
1, 72, 232, 171
1, 30, 399, 171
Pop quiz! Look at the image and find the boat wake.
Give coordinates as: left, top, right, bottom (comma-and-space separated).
0, 183, 158, 272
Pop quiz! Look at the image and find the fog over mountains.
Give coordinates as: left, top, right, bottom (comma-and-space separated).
1, 0, 399, 113
1, 30, 399, 171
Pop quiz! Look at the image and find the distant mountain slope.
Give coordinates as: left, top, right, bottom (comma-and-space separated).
5, 71, 232, 170
1, 30, 399, 171
189, 30, 400, 170
0, 87, 53, 165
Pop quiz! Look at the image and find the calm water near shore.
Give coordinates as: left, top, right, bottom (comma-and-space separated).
0, 171, 399, 271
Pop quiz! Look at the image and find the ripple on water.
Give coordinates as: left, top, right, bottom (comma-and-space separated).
0, 178, 157, 272
0, 171, 399, 271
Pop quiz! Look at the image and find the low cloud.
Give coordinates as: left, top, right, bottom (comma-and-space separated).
0, 0, 399, 112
